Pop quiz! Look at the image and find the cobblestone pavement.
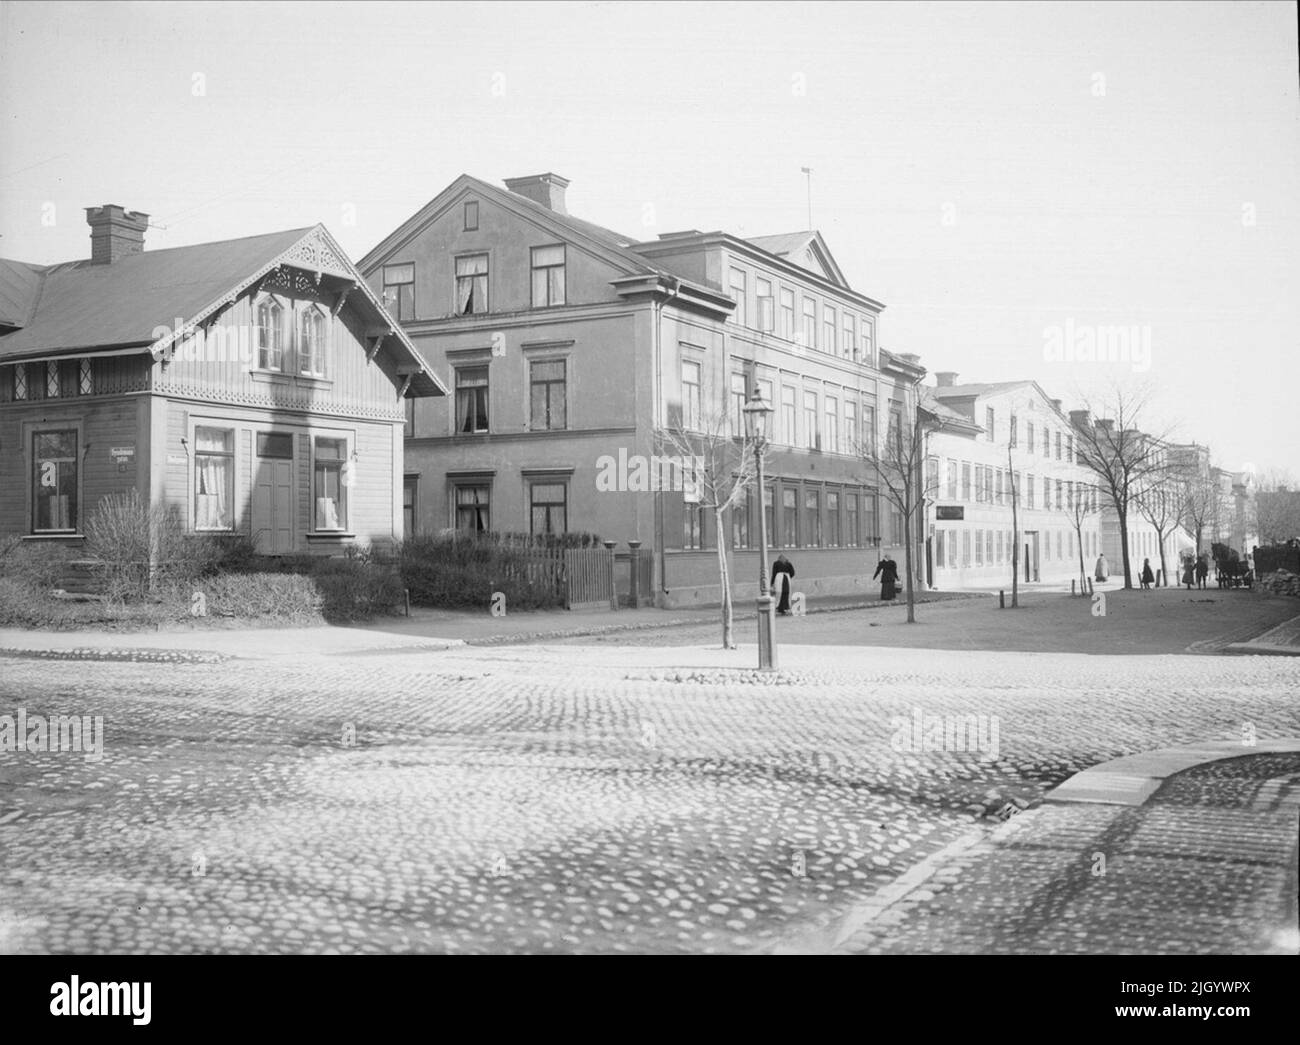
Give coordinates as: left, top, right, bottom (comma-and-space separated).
0, 639, 1297, 954
835, 752, 1300, 955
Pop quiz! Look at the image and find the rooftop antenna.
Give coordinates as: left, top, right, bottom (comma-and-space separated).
801, 167, 813, 229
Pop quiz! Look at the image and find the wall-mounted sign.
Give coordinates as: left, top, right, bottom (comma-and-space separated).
109, 446, 135, 462
936, 505, 964, 520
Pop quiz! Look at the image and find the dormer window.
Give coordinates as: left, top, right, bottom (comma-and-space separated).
256, 296, 285, 371
298, 305, 328, 377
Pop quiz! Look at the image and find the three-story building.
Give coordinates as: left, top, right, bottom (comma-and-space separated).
360, 172, 924, 606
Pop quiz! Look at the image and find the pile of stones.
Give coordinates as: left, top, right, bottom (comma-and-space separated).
1258, 570, 1300, 597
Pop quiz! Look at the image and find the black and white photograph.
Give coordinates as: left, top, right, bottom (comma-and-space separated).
1, 0, 1297, 1024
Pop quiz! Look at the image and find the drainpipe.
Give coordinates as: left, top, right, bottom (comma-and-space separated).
654, 276, 681, 606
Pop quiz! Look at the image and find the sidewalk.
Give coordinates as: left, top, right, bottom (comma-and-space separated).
1225, 611, 1300, 656
801, 741, 1300, 955
0, 589, 982, 661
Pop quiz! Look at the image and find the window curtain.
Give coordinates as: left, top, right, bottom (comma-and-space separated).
196, 457, 230, 529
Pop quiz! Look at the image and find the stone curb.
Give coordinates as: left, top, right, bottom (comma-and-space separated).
462, 592, 986, 647
1222, 642, 1300, 657
757, 827, 990, 955
0, 647, 230, 665
1044, 738, 1300, 807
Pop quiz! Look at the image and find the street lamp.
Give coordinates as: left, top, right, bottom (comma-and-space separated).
743, 389, 777, 670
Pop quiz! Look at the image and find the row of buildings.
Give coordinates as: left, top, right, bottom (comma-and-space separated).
0, 174, 1257, 605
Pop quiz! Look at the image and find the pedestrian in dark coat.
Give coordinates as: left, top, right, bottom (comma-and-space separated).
771, 554, 795, 615
1095, 554, 1109, 582
1140, 558, 1154, 591
873, 554, 899, 600
1195, 555, 1209, 590
1182, 559, 1195, 589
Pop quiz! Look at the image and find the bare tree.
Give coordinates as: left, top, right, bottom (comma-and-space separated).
1062, 477, 1100, 595
1071, 383, 1173, 590
1254, 470, 1300, 545
1007, 442, 1022, 607
1179, 471, 1220, 556
658, 409, 759, 650
1133, 474, 1181, 586
853, 385, 947, 623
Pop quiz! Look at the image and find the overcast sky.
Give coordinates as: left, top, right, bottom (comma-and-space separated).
2, 1, 1296, 475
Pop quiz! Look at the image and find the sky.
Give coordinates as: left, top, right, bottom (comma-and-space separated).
2, 0, 1297, 475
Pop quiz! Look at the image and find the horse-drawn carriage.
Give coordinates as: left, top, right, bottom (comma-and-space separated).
1213, 543, 1253, 589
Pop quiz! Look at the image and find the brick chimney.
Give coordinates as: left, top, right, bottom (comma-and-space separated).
1095, 418, 1115, 432
935, 371, 958, 388
1069, 409, 1092, 428
86, 205, 149, 264
1050, 398, 1063, 413
503, 173, 569, 214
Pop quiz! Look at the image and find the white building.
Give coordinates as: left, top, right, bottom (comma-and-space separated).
923, 376, 1104, 590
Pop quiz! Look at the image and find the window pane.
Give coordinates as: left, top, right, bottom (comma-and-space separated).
384, 263, 414, 284
533, 245, 564, 267
33, 430, 77, 531
195, 427, 232, 453
455, 255, 488, 275
257, 432, 294, 458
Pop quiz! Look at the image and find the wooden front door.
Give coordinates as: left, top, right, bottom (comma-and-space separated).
253, 432, 294, 553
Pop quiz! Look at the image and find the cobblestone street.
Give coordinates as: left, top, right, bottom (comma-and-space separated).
1, 616, 1298, 954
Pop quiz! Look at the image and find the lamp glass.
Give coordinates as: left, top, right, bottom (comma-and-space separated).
742, 390, 773, 441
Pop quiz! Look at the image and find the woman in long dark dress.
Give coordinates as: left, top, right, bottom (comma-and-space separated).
771, 554, 795, 615
873, 554, 899, 600
1140, 558, 1154, 591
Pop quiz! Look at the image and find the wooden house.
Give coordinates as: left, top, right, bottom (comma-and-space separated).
0, 206, 445, 554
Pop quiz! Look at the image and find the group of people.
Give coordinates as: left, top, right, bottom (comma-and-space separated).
768, 553, 899, 614
1109, 552, 1211, 591
1181, 554, 1210, 591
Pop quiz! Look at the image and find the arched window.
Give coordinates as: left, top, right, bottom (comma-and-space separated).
256, 297, 284, 371
299, 306, 327, 376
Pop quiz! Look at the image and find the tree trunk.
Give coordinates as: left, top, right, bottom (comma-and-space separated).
1157, 530, 1168, 588
715, 506, 734, 649
903, 490, 916, 624
1117, 507, 1133, 589
1008, 446, 1019, 608
1075, 522, 1087, 595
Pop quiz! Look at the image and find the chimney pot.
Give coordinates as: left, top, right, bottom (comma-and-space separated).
503, 173, 570, 214
86, 204, 149, 264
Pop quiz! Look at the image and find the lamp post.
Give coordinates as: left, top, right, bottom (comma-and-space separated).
743, 389, 777, 670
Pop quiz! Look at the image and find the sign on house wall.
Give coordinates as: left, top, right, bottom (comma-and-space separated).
936, 505, 964, 520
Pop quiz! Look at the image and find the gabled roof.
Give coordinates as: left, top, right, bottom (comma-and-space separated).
743, 230, 847, 287
931, 381, 1035, 399
0, 225, 445, 397
0, 228, 308, 356
359, 174, 733, 317
0, 258, 46, 328
919, 390, 980, 431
